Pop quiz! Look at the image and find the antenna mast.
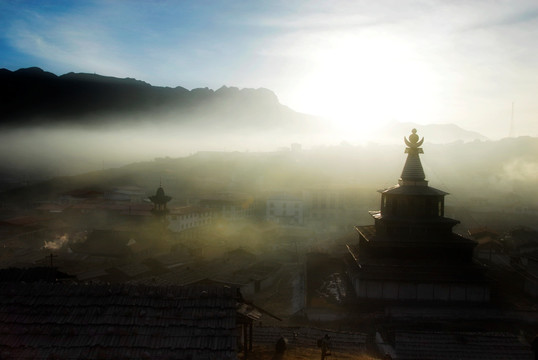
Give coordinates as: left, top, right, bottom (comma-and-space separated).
509, 102, 515, 137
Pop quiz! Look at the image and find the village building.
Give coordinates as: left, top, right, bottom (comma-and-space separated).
0, 216, 53, 246
503, 227, 538, 257
468, 227, 506, 265
266, 192, 304, 225
104, 186, 147, 203
58, 189, 103, 205
167, 205, 213, 238
346, 129, 489, 302
302, 186, 366, 236
71, 229, 134, 258
198, 192, 255, 221
495, 228, 538, 298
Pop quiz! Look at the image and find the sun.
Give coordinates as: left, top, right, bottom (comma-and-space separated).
288, 32, 440, 142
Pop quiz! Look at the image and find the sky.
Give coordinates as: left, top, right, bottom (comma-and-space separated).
1, 0, 538, 140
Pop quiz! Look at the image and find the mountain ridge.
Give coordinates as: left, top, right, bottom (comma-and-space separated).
0, 67, 488, 143
376, 121, 489, 144
0, 67, 306, 129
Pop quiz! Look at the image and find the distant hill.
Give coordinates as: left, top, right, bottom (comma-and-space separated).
1, 136, 537, 206
0, 67, 319, 130
376, 121, 488, 144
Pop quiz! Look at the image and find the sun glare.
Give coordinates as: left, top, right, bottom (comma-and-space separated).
291, 32, 439, 142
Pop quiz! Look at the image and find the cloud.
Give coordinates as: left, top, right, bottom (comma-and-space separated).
502, 159, 538, 182
462, 3, 538, 30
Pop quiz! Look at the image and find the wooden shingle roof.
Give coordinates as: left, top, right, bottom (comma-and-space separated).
393, 331, 532, 360
0, 282, 239, 360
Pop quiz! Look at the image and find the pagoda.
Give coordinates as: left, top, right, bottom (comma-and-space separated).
149, 184, 172, 217
346, 129, 489, 302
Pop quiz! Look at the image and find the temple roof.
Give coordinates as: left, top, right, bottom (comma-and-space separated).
400, 152, 426, 182
390, 331, 533, 360
149, 186, 172, 204
399, 129, 428, 186
379, 184, 448, 196
355, 224, 468, 243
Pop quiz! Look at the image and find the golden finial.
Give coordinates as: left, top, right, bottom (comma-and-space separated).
404, 129, 424, 154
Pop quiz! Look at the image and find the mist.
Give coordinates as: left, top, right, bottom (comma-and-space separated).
0, 116, 499, 181
2, 117, 537, 231
0, 117, 329, 179
3, 2, 538, 357
2, 89, 538, 360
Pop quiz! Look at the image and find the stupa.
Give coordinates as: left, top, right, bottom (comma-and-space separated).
149, 184, 172, 217
346, 129, 489, 302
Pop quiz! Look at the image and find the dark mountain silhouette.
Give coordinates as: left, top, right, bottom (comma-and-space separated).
0, 67, 317, 130
1, 67, 490, 142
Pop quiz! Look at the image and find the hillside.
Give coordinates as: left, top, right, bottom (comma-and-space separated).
1, 136, 537, 207
0, 67, 317, 131
377, 121, 489, 144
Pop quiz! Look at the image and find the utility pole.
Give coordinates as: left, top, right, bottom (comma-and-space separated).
509, 102, 515, 138
49, 253, 58, 269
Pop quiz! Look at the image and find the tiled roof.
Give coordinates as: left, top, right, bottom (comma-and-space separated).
266, 193, 302, 201
0, 282, 239, 360
153, 251, 194, 268
216, 261, 281, 284
70, 202, 153, 212
73, 230, 132, 258
393, 331, 533, 360
400, 153, 426, 182
468, 227, 500, 239
236, 303, 262, 322
61, 190, 103, 198
379, 184, 448, 196
0, 216, 49, 227
252, 326, 367, 351
113, 263, 152, 278
75, 268, 109, 281
35, 203, 71, 213
2, 249, 50, 267
127, 266, 207, 287
169, 206, 212, 215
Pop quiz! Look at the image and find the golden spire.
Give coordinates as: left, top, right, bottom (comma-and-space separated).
404, 128, 424, 155
399, 129, 427, 185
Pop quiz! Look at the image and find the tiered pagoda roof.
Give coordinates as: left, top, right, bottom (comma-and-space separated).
346, 129, 488, 302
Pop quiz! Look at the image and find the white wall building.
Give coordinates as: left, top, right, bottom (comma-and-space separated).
167, 206, 213, 233
198, 193, 255, 221
266, 193, 304, 225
